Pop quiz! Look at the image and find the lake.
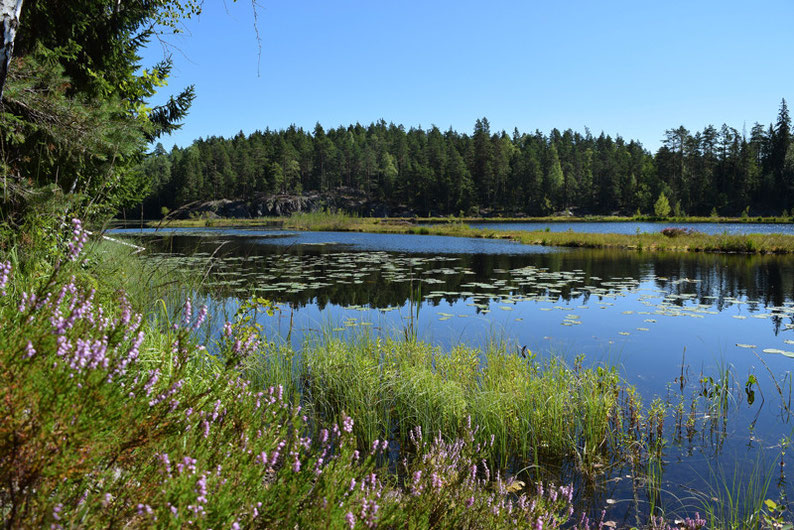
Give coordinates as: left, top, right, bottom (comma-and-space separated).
112, 225, 794, 520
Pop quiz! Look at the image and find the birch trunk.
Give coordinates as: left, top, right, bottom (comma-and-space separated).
0, 0, 23, 102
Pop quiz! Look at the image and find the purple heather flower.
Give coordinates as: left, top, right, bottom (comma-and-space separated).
410, 471, 423, 496
157, 453, 172, 475
360, 498, 379, 528
0, 261, 10, 295
182, 298, 193, 327
345, 512, 356, 529
67, 218, 89, 261
342, 415, 354, 433
143, 370, 160, 397
178, 456, 197, 475
25, 341, 36, 358
52, 503, 63, 521
195, 474, 208, 504
193, 304, 208, 330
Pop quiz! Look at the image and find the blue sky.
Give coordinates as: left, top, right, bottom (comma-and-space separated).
142, 0, 794, 152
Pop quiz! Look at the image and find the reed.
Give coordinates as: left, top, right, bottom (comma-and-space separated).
290, 335, 631, 476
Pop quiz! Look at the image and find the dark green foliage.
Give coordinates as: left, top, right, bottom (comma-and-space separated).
142, 101, 794, 218
1, 0, 198, 222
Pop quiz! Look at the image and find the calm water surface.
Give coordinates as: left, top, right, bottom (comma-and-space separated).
112, 226, 794, 519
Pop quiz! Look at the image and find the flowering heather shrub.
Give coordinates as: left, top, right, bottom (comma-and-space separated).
397, 422, 577, 528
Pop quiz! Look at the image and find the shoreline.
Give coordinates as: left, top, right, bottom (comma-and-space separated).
139, 214, 794, 254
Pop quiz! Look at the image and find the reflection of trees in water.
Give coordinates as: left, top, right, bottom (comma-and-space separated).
144, 235, 794, 328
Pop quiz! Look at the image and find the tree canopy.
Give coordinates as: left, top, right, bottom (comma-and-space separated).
137, 100, 793, 217
0, 0, 199, 220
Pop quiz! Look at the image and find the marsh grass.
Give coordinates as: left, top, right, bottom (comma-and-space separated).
285, 335, 632, 478
699, 454, 778, 529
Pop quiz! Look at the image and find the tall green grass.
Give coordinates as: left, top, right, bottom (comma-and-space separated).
272, 335, 630, 476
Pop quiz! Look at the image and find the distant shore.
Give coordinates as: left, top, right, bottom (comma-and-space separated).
142, 212, 794, 254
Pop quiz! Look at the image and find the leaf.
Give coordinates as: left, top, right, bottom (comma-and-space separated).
505, 480, 525, 493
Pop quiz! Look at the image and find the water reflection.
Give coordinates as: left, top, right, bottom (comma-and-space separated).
140, 233, 794, 319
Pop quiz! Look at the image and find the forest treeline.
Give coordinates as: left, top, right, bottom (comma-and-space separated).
138, 100, 794, 217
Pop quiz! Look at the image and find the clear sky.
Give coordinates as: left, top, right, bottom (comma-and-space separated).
142, 0, 794, 152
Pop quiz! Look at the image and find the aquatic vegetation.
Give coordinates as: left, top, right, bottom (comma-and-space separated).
296, 336, 631, 475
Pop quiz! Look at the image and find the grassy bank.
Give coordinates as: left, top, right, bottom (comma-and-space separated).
1, 218, 787, 528
151, 212, 794, 228
151, 211, 794, 254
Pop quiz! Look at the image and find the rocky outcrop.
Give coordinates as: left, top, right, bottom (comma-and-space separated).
169, 188, 417, 219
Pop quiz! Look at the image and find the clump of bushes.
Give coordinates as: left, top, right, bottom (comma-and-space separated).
660, 227, 700, 238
